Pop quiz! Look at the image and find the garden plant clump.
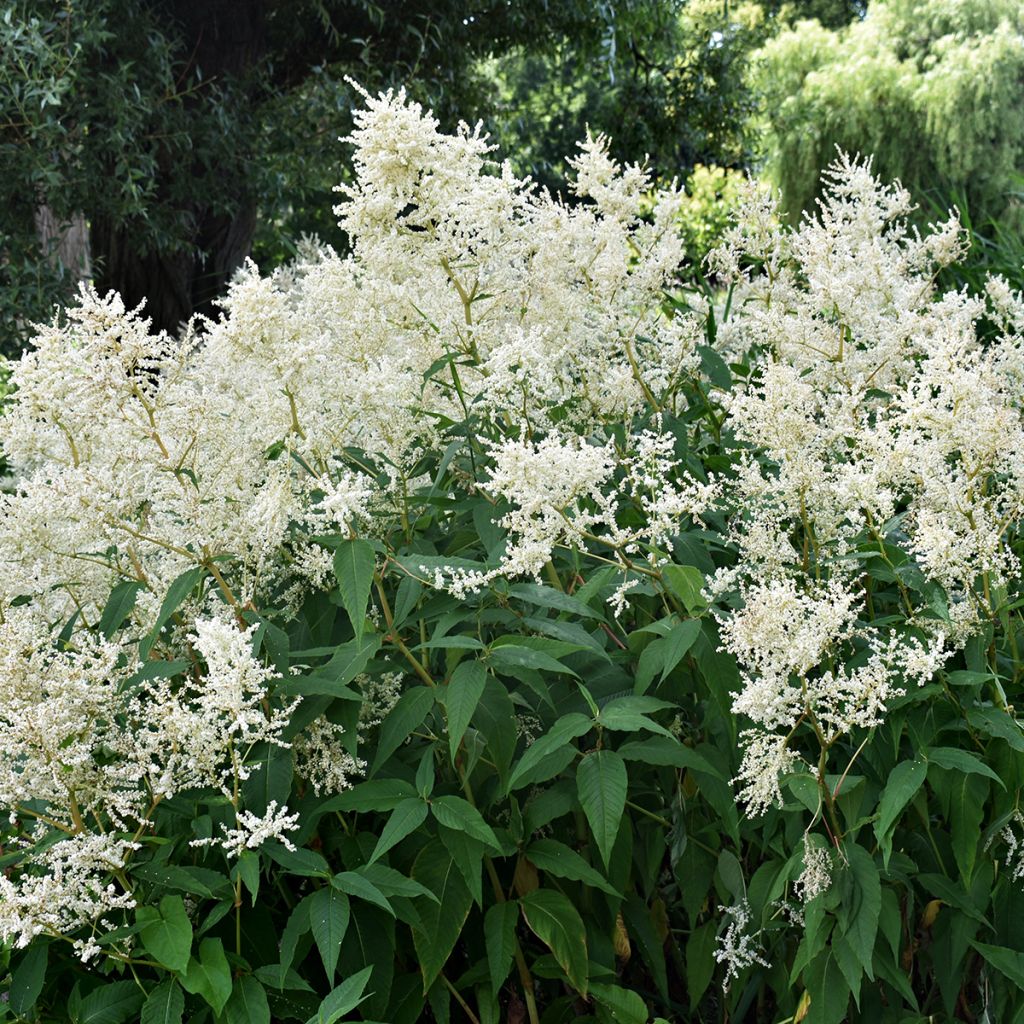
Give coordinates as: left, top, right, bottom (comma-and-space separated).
2, 85, 1024, 1023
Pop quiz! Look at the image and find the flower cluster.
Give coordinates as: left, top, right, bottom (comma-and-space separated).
706, 154, 1024, 814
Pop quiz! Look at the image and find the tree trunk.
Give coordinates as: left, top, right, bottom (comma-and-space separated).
91, 0, 265, 335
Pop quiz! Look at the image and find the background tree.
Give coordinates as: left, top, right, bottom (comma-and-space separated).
753, 0, 1024, 231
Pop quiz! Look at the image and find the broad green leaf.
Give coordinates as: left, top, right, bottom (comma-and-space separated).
140, 980, 184, 1024
306, 965, 374, 1024
310, 887, 351, 981
617, 735, 723, 778
140, 566, 206, 660
333, 538, 375, 640
129, 863, 230, 898
331, 871, 395, 915
438, 823, 485, 906
369, 797, 429, 864
621, 896, 669, 999
804, 949, 850, 1024
845, 845, 881, 978
576, 749, 628, 869
473, 676, 518, 787
412, 843, 475, 992
224, 977, 271, 1024
78, 982, 145, 1024
484, 901, 519, 993
950, 772, 987, 884
431, 795, 501, 850
589, 983, 648, 1024
661, 565, 707, 613
241, 741, 294, 815
180, 938, 232, 1015
489, 643, 578, 678
522, 616, 609, 658
520, 888, 589, 995
874, 759, 927, 864
597, 696, 676, 738
328, 778, 417, 813
98, 580, 142, 639
686, 921, 717, 1007
138, 894, 193, 973
355, 863, 438, 903
525, 838, 619, 897
970, 940, 1024, 988
926, 746, 1005, 787
444, 660, 488, 763
371, 686, 435, 777
278, 895, 314, 985
967, 707, 1024, 751
284, 636, 380, 697
507, 712, 592, 792
508, 583, 604, 620
9, 943, 47, 1015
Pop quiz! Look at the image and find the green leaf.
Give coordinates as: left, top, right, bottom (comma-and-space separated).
331, 871, 395, 915
489, 643, 578, 677
354, 863, 438, 903
140, 981, 184, 1024
98, 580, 142, 639
484, 901, 519, 993
10, 944, 47, 1015
138, 894, 193, 973
970, 940, 1024, 988
180, 938, 233, 1015
804, 949, 849, 1024
333, 538, 376, 641
371, 686, 435, 776
78, 982, 145, 1024
224, 977, 271, 1024
845, 845, 881, 978
444, 661, 488, 763
621, 896, 669, 999
129, 863, 230, 898
617, 735, 722, 777
473, 676, 518, 787
508, 583, 604, 620
242, 741, 294, 815
597, 696, 676, 738
967, 707, 1024, 751
926, 746, 1005, 787
950, 771, 988, 884
589, 983, 648, 1024
633, 621, 701, 693
370, 797, 429, 864
278, 895, 314, 987
328, 778, 418, 813
284, 636, 380, 697
520, 888, 589, 995
306, 966, 374, 1024
874, 759, 927, 864
577, 749, 628, 870
140, 566, 206, 660
507, 712, 592, 792
525, 838, 619, 897
412, 843, 474, 992
431, 795, 501, 850
661, 565, 707, 613
310, 887, 351, 981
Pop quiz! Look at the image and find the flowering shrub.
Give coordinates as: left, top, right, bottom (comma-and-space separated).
2, 85, 1024, 1024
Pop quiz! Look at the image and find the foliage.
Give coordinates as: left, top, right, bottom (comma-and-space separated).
476, 0, 863, 197
753, 0, 1024, 229
3, 88, 1024, 1024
